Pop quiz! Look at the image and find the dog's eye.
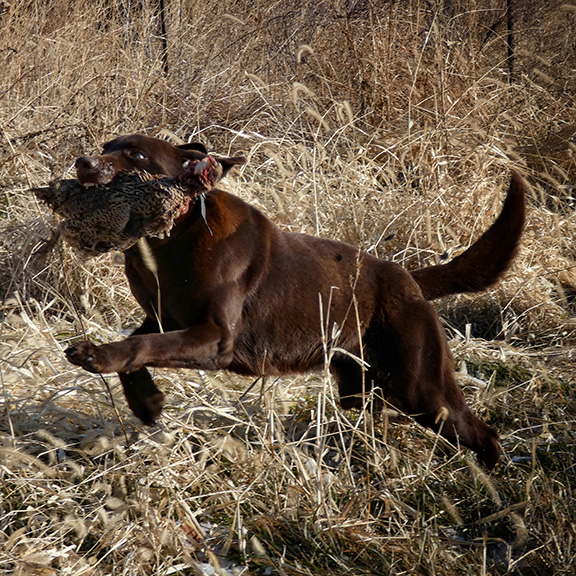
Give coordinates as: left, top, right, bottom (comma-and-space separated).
128, 150, 146, 160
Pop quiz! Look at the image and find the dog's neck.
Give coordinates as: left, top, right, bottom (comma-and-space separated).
173, 191, 212, 235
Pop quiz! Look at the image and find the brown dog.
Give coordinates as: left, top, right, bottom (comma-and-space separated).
66, 134, 526, 469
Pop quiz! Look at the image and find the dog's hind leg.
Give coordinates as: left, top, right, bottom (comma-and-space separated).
366, 296, 501, 469
330, 356, 368, 410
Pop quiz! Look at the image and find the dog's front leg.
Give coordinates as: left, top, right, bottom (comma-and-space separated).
66, 315, 232, 425
116, 317, 164, 425
65, 320, 235, 374
118, 368, 165, 425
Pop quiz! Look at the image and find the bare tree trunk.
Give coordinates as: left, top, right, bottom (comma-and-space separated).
159, 0, 169, 75
506, 0, 514, 83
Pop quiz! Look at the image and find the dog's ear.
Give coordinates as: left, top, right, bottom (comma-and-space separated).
178, 142, 208, 154
214, 155, 247, 177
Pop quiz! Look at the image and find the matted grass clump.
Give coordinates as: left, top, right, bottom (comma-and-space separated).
2, 1, 576, 574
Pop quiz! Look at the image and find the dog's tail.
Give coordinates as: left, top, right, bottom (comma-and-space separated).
411, 171, 526, 301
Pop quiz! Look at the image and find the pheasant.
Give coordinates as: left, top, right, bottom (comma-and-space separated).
33, 157, 221, 255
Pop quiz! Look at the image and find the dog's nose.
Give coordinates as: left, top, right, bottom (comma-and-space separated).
75, 156, 99, 171
75, 156, 110, 185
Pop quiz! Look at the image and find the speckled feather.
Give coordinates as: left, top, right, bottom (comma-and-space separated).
34, 168, 212, 256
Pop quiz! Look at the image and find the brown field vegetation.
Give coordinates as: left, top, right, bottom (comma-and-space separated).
1, 0, 576, 574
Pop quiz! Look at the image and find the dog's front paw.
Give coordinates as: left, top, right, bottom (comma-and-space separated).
128, 390, 165, 426
65, 340, 106, 373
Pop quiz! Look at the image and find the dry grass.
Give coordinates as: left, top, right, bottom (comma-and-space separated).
2, 1, 576, 574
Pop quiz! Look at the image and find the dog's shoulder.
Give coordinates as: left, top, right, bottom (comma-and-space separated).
202, 188, 274, 240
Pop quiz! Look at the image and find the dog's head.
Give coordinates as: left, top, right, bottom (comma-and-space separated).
75, 134, 246, 185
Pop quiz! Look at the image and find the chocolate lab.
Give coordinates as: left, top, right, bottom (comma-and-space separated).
67, 134, 526, 469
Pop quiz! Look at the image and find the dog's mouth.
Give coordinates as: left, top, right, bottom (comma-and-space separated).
180, 156, 222, 190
